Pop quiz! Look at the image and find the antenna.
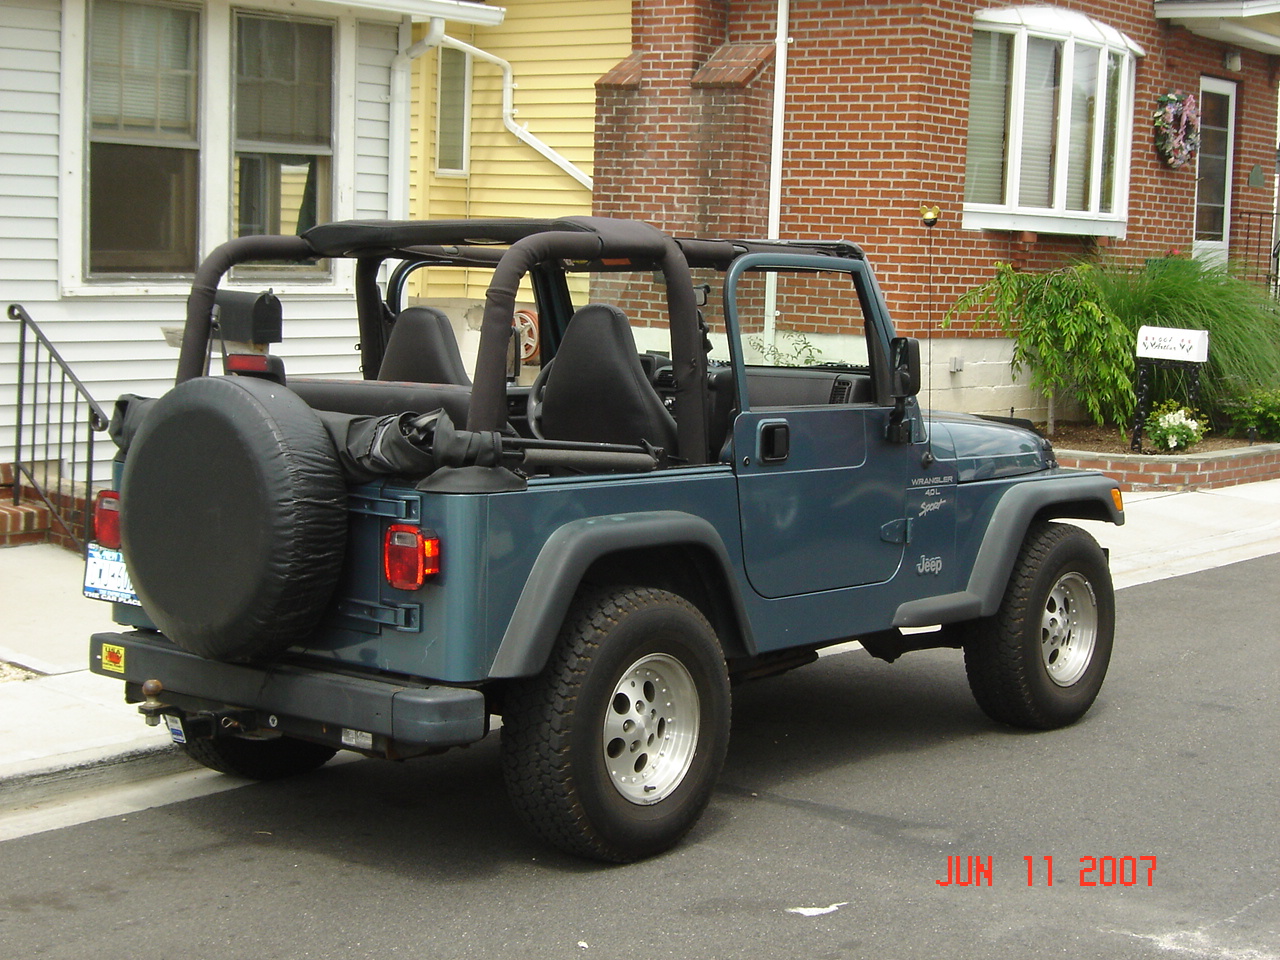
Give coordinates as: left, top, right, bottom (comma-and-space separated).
919, 205, 940, 468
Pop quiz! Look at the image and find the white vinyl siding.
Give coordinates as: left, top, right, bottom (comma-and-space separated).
1, 0, 415, 464
0, 0, 62, 305
0, 0, 63, 459
355, 20, 397, 220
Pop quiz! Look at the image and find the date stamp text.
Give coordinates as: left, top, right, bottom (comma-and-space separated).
936, 855, 1157, 887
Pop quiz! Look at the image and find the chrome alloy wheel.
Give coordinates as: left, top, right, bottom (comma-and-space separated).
602, 653, 700, 805
1041, 571, 1098, 687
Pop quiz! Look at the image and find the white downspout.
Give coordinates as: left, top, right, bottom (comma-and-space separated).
392, 18, 593, 198
389, 17, 446, 218
438, 34, 593, 190
763, 0, 790, 345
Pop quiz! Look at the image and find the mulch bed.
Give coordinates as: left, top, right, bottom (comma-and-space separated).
1043, 421, 1254, 456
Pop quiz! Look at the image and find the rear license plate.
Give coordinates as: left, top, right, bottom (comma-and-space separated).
163, 714, 187, 744
83, 543, 141, 606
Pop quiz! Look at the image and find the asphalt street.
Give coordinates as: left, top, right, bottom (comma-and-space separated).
1, 555, 1277, 960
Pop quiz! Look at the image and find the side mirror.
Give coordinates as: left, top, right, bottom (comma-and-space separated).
890, 336, 921, 398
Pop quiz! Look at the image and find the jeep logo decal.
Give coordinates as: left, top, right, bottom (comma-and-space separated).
916, 555, 943, 576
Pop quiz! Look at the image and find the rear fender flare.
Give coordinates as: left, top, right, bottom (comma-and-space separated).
487, 511, 752, 678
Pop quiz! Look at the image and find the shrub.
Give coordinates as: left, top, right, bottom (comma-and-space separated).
949, 255, 1280, 433
1219, 387, 1280, 441
946, 261, 1135, 430
1144, 400, 1208, 452
1089, 256, 1280, 412
747, 330, 822, 366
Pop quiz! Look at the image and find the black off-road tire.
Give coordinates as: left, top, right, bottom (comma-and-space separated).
963, 521, 1115, 730
182, 735, 337, 780
500, 586, 731, 862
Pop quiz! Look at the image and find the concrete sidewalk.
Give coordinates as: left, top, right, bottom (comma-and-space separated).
2, 479, 1279, 801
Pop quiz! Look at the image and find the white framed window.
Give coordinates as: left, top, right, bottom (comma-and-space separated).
233, 12, 334, 275
962, 7, 1143, 238
87, 0, 201, 276
63, 0, 359, 295
435, 44, 471, 175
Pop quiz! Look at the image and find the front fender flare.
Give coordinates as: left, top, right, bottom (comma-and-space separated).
487, 510, 752, 678
892, 472, 1123, 627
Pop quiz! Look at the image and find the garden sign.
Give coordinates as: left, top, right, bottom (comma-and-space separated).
1131, 326, 1210, 451
1136, 325, 1210, 363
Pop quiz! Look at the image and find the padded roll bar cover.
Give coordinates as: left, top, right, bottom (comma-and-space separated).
119, 376, 348, 662
467, 217, 709, 463
178, 235, 314, 384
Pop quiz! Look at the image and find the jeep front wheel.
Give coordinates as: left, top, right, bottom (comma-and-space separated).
500, 586, 731, 862
963, 521, 1115, 730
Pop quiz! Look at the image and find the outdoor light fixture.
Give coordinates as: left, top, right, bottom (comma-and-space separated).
1224, 48, 1242, 72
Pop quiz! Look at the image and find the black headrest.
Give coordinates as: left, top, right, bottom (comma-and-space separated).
540, 304, 678, 454
378, 306, 471, 386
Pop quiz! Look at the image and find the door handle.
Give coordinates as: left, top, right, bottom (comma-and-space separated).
758, 420, 790, 463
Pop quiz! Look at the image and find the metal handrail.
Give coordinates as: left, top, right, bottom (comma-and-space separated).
9, 303, 111, 553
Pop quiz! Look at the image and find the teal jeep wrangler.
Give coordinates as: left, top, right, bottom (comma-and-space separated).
86, 217, 1123, 861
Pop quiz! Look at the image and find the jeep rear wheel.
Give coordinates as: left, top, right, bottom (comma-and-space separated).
963, 522, 1114, 730
182, 735, 337, 780
500, 586, 731, 862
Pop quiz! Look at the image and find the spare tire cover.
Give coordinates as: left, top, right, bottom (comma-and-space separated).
120, 376, 347, 662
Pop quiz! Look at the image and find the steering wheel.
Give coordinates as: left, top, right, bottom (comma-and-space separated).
524, 359, 554, 439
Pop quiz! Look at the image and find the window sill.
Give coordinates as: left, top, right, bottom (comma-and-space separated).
60, 278, 355, 299
962, 207, 1128, 239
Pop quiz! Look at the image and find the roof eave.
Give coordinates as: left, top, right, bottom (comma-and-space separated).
1155, 1, 1280, 55
316, 0, 505, 25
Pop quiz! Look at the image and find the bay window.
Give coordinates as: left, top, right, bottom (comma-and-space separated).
962, 7, 1142, 237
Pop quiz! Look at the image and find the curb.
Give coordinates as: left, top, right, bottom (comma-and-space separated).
0, 740, 198, 809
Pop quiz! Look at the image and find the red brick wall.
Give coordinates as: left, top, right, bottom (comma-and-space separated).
1056, 444, 1280, 491
593, 0, 1278, 338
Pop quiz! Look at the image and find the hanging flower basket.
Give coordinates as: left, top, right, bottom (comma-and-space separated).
1153, 91, 1201, 169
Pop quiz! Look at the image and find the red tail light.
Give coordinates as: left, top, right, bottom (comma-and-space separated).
224, 353, 272, 373
383, 524, 440, 590
224, 353, 285, 383
94, 490, 121, 548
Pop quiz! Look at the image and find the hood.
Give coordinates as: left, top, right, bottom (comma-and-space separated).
926, 411, 1056, 482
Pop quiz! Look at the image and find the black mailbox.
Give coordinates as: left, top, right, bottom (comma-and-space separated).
213, 290, 282, 344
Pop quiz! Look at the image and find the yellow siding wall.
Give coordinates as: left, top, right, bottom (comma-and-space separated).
408, 0, 630, 300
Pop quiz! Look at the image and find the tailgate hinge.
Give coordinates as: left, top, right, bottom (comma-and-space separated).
336, 598, 422, 633
348, 492, 421, 521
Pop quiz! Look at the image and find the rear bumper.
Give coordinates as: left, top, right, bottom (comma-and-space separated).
90, 631, 488, 749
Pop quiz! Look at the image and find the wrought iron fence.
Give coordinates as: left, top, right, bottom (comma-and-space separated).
1235, 209, 1279, 296
9, 303, 110, 552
